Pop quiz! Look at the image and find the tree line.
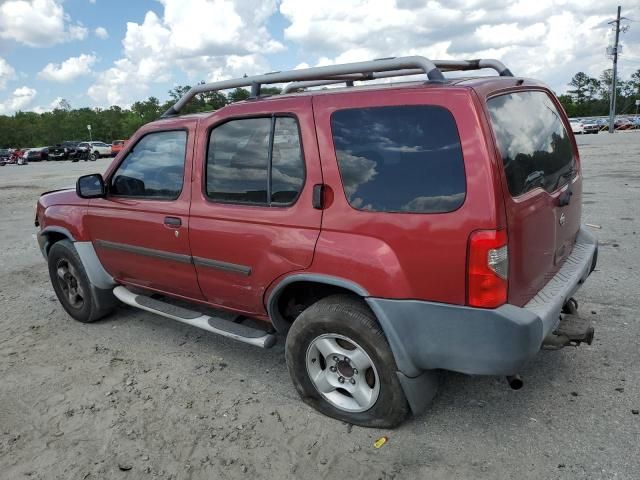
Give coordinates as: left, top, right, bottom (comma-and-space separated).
558, 68, 640, 118
1, 69, 639, 149
0, 85, 280, 149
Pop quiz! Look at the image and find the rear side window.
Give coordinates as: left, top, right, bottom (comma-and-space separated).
110, 130, 187, 199
487, 91, 575, 197
331, 106, 465, 213
207, 116, 305, 206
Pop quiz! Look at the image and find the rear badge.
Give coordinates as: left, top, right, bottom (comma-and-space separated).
559, 213, 566, 226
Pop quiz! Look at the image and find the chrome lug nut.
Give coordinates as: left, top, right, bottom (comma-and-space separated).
333, 356, 339, 362
329, 366, 337, 372
353, 368, 358, 375
338, 376, 345, 384
350, 378, 356, 385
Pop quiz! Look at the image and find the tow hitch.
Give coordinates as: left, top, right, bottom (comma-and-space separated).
542, 313, 595, 350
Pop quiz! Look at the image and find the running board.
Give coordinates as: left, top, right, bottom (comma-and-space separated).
112, 286, 277, 348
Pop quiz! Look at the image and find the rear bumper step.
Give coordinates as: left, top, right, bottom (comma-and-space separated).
113, 286, 277, 348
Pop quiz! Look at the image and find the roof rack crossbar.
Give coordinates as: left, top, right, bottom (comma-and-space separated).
281, 59, 514, 93
162, 55, 445, 117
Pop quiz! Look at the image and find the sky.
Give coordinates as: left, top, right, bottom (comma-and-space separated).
0, 0, 638, 115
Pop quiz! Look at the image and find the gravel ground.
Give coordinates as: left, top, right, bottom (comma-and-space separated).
1, 132, 639, 480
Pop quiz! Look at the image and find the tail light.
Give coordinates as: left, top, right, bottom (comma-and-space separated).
467, 229, 508, 308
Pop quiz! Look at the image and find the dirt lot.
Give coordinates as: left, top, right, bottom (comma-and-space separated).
1, 132, 639, 480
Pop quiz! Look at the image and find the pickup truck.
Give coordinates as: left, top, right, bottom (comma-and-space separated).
35, 56, 598, 427
48, 144, 68, 161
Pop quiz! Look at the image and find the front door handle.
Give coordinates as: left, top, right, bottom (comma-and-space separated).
164, 216, 182, 227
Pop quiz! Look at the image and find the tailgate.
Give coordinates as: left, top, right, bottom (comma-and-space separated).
486, 90, 581, 307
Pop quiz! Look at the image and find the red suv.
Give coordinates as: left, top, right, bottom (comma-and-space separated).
35, 57, 598, 427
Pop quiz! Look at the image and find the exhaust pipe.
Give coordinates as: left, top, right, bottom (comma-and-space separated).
506, 374, 523, 390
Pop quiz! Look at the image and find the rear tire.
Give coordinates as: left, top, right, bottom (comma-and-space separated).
47, 240, 115, 323
285, 294, 408, 428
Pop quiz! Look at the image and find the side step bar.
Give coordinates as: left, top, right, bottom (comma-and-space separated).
113, 286, 277, 348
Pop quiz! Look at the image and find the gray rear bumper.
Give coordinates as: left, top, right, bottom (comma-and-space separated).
367, 226, 598, 378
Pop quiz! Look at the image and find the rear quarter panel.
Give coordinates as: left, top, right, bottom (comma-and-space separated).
310, 86, 504, 304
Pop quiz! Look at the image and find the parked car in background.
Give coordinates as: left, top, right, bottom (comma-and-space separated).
85, 141, 112, 160
48, 145, 68, 161
614, 118, 634, 131
581, 120, 599, 134
569, 120, 585, 134
61, 141, 83, 159
23, 148, 47, 162
0, 148, 11, 165
111, 140, 127, 157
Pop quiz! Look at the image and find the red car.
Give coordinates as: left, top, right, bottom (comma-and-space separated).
110, 139, 127, 157
35, 56, 598, 427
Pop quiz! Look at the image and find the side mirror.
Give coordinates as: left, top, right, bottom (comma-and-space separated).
76, 174, 106, 198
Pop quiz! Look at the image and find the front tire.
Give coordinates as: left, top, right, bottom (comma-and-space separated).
47, 240, 114, 323
285, 295, 408, 428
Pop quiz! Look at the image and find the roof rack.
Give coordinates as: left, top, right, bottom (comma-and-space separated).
282, 59, 513, 93
162, 56, 513, 117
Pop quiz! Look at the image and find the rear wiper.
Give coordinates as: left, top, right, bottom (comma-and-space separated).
554, 165, 575, 190
556, 165, 576, 206
523, 170, 545, 191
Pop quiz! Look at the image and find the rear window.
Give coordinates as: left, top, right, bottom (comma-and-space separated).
487, 91, 575, 197
331, 106, 466, 213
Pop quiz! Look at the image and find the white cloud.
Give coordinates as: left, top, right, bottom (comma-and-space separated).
475, 22, 546, 48
94, 26, 108, 39
0, 0, 88, 47
82, 0, 639, 107
0, 86, 37, 114
38, 54, 96, 82
0, 58, 16, 90
279, 0, 640, 93
88, 0, 283, 106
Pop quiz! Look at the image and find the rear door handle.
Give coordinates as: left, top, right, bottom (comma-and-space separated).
164, 216, 182, 227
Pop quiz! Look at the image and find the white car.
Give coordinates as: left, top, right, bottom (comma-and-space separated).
569, 120, 585, 134
84, 141, 112, 159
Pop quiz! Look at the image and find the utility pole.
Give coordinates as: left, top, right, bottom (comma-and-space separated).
608, 6, 621, 134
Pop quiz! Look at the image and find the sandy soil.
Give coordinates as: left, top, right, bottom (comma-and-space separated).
1, 132, 640, 479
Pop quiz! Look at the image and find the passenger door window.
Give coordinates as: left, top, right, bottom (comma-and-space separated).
110, 130, 187, 200
206, 116, 304, 206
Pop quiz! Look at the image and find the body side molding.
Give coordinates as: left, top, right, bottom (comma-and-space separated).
95, 239, 192, 264
192, 256, 251, 276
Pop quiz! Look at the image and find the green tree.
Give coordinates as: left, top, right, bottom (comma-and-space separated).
227, 87, 250, 103
568, 72, 591, 103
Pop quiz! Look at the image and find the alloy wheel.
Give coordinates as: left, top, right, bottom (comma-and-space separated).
305, 333, 380, 413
